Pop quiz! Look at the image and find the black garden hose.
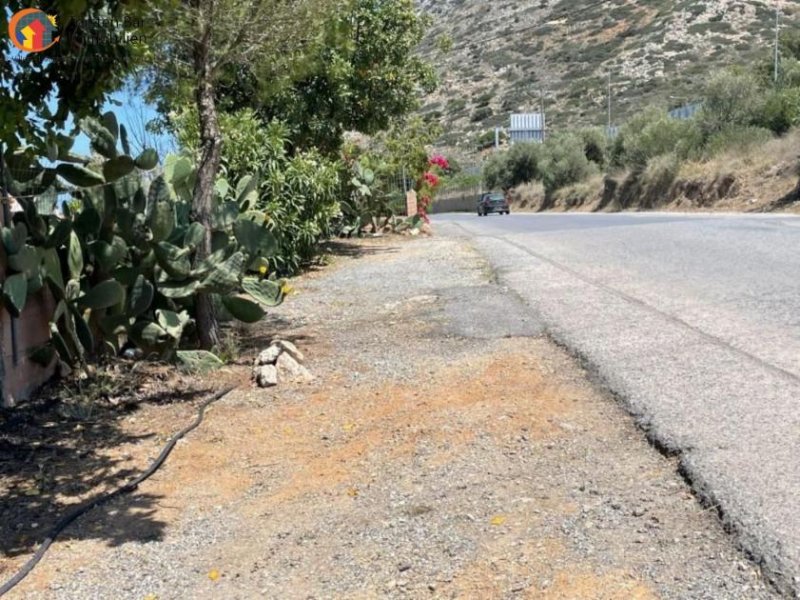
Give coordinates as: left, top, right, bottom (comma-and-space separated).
0, 385, 237, 597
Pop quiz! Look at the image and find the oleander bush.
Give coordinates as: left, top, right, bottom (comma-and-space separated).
173, 108, 341, 275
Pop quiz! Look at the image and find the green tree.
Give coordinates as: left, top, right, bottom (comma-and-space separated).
483, 151, 511, 191
378, 116, 442, 182
577, 128, 608, 167
482, 143, 541, 191
151, 0, 436, 155
759, 87, 800, 134
146, 0, 330, 348
506, 143, 541, 188
614, 107, 703, 168
699, 69, 765, 136
257, 0, 436, 153
539, 134, 595, 194
780, 25, 800, 61
145, 0, 435, 345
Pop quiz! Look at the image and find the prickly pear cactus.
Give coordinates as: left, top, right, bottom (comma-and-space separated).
1, 111, 287, 368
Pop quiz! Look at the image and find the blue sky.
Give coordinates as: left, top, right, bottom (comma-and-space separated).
3, 6, 175, 161
68, 89, 176, 159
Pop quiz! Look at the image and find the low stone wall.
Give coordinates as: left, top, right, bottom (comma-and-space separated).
430, 191, 481, 214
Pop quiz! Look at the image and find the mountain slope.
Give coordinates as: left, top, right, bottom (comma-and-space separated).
417, 0, 797, 150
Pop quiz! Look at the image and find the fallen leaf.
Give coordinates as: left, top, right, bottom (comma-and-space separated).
143, 595, 158, 600
490, 515, 507, 526
346, 487, 359, 497
208, 569, 220, 581
342, 422, 357, 432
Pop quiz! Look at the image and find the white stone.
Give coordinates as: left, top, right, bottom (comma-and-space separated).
256, 346, 282, 366
272, 340, 305, 363
254, 365, 278, 387
276, 352, 313, 383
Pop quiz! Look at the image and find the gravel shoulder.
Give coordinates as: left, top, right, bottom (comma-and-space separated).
435, 213, 800, 598
1, 234, 781, 599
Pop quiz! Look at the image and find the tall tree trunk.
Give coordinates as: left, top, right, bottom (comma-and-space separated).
192, 2, 222, 350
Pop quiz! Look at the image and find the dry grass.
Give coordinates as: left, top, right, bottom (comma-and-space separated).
670, 130, 800, 211
679, 129, 800, 181
510, 181, 545, 210
550, 173, 605, 211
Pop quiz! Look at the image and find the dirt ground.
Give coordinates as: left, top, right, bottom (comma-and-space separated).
0, 235, 781, 599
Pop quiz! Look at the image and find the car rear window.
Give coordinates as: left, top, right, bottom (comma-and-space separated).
489, 195, 505, 203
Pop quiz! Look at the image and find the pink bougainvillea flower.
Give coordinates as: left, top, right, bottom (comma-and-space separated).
429, 154, 449, 170
423, 172, 440, 187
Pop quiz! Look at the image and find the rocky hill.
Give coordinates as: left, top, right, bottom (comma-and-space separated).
416, 0, 798, 151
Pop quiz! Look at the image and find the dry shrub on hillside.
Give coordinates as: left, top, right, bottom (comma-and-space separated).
680, 128, 800, 182
641, 153, 681, 207
550, 174, 605, 210
510, 181, 545, 210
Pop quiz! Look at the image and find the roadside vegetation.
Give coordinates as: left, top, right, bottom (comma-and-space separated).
482, 27, 800, 212
0, 0, 441, 374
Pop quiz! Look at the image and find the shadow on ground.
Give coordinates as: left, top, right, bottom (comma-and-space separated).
318, 240, 399, 260
0, 383, 212, 559
1, 238, 400, 568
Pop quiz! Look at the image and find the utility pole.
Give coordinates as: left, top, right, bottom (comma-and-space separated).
540, 88, 546, 142
607, 72, 612, 137
774, 5, 781, 84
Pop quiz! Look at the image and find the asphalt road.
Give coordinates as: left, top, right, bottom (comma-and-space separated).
436, 211, 800, 597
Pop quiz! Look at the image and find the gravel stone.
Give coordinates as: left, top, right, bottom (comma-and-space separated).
254, 364, 278, 387
256, 346, 282, 366
275, 352, 313, 383
272, 340, 305, 363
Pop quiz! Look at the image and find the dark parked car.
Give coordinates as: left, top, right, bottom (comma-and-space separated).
477, 192, 510, 216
